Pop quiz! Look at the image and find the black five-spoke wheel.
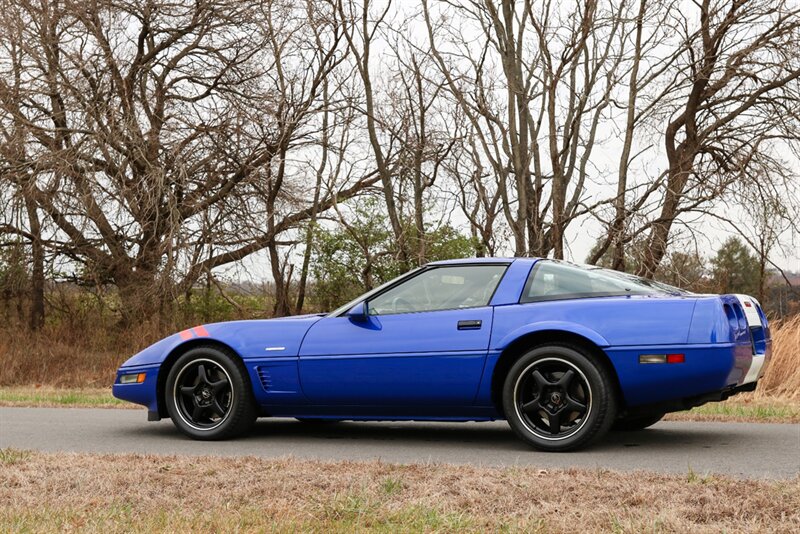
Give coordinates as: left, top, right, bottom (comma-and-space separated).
503, 344, 616, 452
514, 358, 591, 439
174, 359, 233, 430
165, 345, 257, 440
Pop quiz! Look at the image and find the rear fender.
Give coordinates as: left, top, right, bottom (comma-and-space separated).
492, 321, 610, 351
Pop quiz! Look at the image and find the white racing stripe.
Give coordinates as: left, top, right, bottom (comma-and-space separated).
743, 354, 766, 384
734, 294, 763, 327
734, 294, 766, 384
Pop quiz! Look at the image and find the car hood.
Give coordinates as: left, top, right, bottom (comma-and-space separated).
119, 314, 325, 367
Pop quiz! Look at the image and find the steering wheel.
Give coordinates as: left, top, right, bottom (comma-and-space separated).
392, 297, 415, 313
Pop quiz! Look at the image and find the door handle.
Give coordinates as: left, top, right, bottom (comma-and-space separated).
457, 320, 482, 330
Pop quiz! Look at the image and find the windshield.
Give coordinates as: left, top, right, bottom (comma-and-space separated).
327, 267, 424, 317
367, 264, 507, 315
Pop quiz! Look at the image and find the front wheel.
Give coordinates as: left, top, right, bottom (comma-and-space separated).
165, 345, 257, 440
502, 344, 617, 452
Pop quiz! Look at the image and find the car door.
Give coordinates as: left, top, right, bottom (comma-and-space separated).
298, 264, 508, 407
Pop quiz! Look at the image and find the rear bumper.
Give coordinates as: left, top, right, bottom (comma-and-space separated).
624, 381, 757, 418
606, 340, 770, 408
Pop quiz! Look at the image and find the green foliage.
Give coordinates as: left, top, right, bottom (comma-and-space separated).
409, 223, 476, 264
0, 448, 31, 465
310, 198, 476, 311
380, 476, 404, 495
711, 237, 761, 296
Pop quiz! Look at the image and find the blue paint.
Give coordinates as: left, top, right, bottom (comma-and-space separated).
298, 307, 494, 405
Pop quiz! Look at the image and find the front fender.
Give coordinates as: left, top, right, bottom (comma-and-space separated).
492, 320, 611, 351
117, 316, 324, 368
120, 333, 186, 367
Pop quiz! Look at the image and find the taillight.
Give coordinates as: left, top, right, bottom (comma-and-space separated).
666, 353, 685, 364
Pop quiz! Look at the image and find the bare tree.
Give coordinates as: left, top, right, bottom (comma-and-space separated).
0, 0, 381, 321
637, 0, 800, 277
423, 0, 635, 258
2, 0, 798, 324
337, 0, 410, 261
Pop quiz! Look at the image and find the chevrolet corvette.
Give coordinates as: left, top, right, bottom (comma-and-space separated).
113, 258, 770, 451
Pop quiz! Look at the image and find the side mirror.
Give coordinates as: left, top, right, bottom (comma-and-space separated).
346, 301, 369, 322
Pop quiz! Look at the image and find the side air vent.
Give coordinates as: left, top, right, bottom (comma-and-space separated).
256, 367, 272, 392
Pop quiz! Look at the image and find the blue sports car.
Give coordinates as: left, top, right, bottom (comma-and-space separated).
113, 258, 770, 451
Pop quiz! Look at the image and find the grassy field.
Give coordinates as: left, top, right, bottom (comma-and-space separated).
0, 386, 129, 408
1, 385, 798, 423
1, 450, 798, 533
664, 396, 800, 423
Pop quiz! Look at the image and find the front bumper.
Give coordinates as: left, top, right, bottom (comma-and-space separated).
112, 363, 160, 414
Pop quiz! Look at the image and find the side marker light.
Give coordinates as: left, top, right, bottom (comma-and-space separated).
119, 373, 146, 384
639, 354, 685, 364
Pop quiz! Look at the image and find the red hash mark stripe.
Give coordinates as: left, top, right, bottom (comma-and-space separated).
192, 325, 210, 337
179, 329, 193, 340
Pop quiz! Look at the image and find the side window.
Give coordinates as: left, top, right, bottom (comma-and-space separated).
368, 265, 507, 315
520, 261, 657, 303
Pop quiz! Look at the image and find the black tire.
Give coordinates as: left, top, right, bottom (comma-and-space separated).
165, 345, 257, 440
612, 412, 665, 431
502, 344, 617, 452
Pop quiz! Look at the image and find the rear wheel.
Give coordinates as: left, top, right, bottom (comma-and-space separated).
165, 345, 257, 440
612, 412, 665, 431
502, 344, 616, 452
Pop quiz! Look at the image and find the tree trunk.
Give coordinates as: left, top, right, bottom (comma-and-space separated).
116, 266, 160, 326
24, 194, 45, 331
269, 242, 291, 317
611, 0, 646, 272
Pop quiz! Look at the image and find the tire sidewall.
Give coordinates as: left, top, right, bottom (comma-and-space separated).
502, 344, 616, 451
165, 346, 255, 440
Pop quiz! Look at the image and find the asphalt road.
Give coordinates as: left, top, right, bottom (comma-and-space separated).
1, 407, 798, 479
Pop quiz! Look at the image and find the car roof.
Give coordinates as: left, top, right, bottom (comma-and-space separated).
427, 257, 541, 266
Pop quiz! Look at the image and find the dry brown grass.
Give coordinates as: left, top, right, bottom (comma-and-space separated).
0, 321, 163, 388
757, 314, 800, 399
1, 450, 798, 533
